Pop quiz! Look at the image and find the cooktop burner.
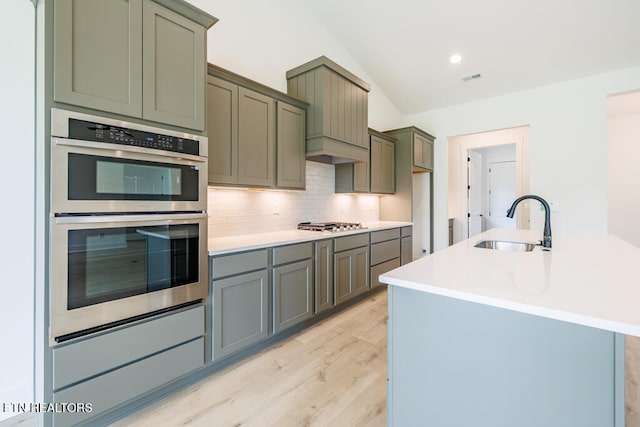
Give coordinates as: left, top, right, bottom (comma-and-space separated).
297, 221, 365, 232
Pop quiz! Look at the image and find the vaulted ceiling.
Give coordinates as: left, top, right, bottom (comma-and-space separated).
301, 0, 640, 114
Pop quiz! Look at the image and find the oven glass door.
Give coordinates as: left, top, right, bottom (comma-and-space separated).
67, 223, 199, 309
68, 153, 200, 202
50, 214, 208, 344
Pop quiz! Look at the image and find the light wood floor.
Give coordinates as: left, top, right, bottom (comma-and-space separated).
111, 291, 388, 427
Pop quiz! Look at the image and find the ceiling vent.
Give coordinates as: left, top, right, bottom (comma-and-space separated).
462, 73, 482, 82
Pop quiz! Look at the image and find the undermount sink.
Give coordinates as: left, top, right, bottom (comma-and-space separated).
474, 240, 536, 252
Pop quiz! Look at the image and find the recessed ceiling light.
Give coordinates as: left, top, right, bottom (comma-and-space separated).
450, 54, 462, 64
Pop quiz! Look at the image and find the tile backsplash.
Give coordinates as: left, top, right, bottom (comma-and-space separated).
207, 161, 379, 238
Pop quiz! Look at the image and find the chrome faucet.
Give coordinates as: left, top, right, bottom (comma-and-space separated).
506, 195, 552, 248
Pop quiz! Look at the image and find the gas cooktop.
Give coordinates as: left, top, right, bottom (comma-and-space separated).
297, 222, 365, 232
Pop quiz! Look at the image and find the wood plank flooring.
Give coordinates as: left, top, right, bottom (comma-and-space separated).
111, 291, 388, 427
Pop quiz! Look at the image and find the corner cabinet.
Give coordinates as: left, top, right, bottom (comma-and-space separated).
207, 65, 307, 189
53, 0, 216, 131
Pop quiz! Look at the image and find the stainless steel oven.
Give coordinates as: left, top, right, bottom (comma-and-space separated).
49, 109, 209, 345
51, 108, 207, 214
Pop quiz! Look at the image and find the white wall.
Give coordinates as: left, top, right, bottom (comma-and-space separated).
208, 161, 379, 237
0, 0, 35, 421
607, 92, 640, 248
187, 0, 403, 131
407, 66, 640, 250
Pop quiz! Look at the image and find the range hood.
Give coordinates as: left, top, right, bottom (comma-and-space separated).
305, 135, 369, 164
287, 56, 371, 165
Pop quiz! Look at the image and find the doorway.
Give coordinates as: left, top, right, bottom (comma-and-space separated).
448, 126, 529, 244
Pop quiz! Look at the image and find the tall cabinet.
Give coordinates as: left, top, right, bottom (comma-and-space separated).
53, 0, 216, 131
380, 127, 435, 255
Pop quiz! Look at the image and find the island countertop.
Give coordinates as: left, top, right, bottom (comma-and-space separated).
379, 228, 640, 336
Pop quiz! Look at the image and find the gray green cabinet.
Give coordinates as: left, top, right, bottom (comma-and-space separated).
211, 250, 269, 361
207, 65, 307, 189
272, 243, 313, 333
286, 56, 370, 163
276, 102, 306, 189
335, 161, 369, 193
238, 87, 276, 187
370, 131, 395, 194
413, 132, 434, 171
314, 239, 334, 314
400, 226, 413, 265
370, 228, 401, 289
52, 306, 204, 425
380, 126, 435, 253
53, 0, 215, 131
335, 128, 395, 194
334, 234, 370, 305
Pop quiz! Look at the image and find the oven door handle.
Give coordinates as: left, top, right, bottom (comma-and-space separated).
52, 137, 207, 164
52, 212, 207, 225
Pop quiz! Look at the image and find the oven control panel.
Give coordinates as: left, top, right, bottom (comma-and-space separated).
68, 118, 199, 156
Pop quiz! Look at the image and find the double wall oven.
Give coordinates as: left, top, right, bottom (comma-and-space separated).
49, 109, 208, 345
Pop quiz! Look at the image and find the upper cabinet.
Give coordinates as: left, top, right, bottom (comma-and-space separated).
286, 56, 370, 164
370, 130, 396, 194
207, 65, 307, 190
53, 0, 216, 131
412, 132, 434, 172
335, 128, 395, 194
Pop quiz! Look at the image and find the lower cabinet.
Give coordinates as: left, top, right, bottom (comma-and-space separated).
334, 234, 370, 305
51, 306, 204, 426
401, 226, 413, 265
211, 250, 269, 361
370, 228, 401, 288
314, 239, 334, 314
272, 243, 313, 333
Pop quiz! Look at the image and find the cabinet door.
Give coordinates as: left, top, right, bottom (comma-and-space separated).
314, 239, 334, 314
382, 140, 396, 193
422, 138, 433, 171
212, 270, 269, 360
142, 0, 206, 130
207, 76, 238, 185
276, 102, 306, 189
238, 87, 275, 187
273, 260, 313, 333
334, 246, 369, 305
413, 133, 425, 169
401, 236, 412, 265
53, 0, 143, 117
370, 136, 383, 193
353, 161, 370, 193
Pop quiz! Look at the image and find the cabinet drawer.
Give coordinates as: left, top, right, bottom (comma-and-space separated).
334, 233, 369, 252
371, 239, 400, 266
272, 242, 312, 266
401, 226, 413, 237
53, 338, 203, 426
371, 258, 401, 288
211, 249, 268, 279
53, 306, 204, 390
371, 228, 401, 243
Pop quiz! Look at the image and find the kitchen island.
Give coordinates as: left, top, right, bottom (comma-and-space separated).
380, 228, 640, 427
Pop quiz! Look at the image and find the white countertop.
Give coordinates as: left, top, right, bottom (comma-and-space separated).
380, 228, 640, 336
208, 221, 412, 256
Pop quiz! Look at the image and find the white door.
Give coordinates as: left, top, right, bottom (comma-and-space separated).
467, 150, 483, 238
486, 161, 516, 229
